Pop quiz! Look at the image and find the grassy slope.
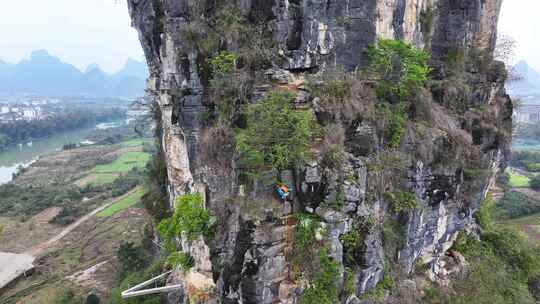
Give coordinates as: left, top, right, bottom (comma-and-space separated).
121, 138, 150, 147
501, 214, 540, 242
93, 151, 150, 174
497, 187, 540, 244
97, 187, 145, 217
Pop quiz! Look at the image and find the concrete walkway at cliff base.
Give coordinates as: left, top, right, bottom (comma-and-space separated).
0, 252, 35, 289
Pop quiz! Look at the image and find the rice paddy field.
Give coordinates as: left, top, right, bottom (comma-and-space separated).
76, 139, 151, 187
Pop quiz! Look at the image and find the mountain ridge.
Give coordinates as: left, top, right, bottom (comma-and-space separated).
508, 60, 540, 96
0, 50, 148, 98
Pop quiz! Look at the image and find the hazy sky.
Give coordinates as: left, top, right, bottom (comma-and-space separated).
0, 0, 143, 74
499, 0, 539, 70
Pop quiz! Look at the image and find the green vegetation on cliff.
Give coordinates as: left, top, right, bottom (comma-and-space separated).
166, 251, 195, 271
299, 249, 340, 304
443, 230, 540, 304
369, 39, 431, 147
384, 191, 419, 214
288, 214, 340, 304
496, 191, 540, 220
369, 39, 431, 102
109, 244, 163, 304
236, 91, 315, 173
425, 197, 540, 303
157, 193, 213, 242
154, 193, 213, 278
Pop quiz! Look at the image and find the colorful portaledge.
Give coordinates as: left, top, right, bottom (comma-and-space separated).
275, 182, 290, 202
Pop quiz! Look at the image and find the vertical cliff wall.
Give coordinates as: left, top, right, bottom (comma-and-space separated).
128, 0, 511, 303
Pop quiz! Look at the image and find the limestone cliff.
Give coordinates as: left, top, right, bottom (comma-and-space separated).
127, 0, 511, 303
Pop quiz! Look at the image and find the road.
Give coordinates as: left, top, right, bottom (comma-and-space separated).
25, 188, 140, 257
0, 252, 35, 289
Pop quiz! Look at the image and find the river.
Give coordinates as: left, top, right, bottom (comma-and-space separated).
0, 121, 124, 185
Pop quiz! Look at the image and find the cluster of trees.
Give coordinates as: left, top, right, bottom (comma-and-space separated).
496, 191, 540, 219
511, 151, 540, 169
0, 183, 83, 217
419, 194, 540, 303
515, 122, 540, 144
0, 167, 144, 224
0, 107, 125, 150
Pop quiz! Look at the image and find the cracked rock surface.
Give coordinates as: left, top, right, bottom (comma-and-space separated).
128, 0, 510, 302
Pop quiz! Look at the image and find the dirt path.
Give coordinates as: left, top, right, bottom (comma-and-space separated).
25, 188, 140, 257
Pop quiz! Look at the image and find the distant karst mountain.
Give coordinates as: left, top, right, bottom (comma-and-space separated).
0, 50, 148, 98
507, 60, 540, 96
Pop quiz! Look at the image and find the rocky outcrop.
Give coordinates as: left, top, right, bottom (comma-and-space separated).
128, 0, 511, 303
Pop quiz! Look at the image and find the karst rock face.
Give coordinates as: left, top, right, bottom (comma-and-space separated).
128, 0, 511, 303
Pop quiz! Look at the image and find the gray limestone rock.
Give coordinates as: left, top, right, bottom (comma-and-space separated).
127, 0, 510, 302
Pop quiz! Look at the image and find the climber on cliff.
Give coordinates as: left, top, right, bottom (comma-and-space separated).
274, 182, 290, 202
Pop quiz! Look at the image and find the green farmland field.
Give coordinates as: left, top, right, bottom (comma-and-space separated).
508, 169, 531, 188
97, 188, 145, 217
93, 151, 150, 174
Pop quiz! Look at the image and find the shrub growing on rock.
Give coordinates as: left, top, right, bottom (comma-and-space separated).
166, 252, 195, 271
299, 249, 340, 304
117, 242, 147, 277
210, 51, 238, 76
340, 228, 364, 267
158, 193, 213, 242
308, 72, 350, 107
209, 51, 253, 123
235, 91, 315, 173
384, 191, 419, 213
319, 123, 346, 169
368, 39, 431, 147
475, 196, 496, 230
368, 39, 431, 103
448, 230, 540, 303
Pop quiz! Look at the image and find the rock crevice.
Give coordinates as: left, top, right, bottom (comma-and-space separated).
128, 0, 511, 302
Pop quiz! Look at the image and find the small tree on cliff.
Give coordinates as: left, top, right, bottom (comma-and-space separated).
235, 90, 315, 174
368, 39, 431, 147
368, 38, 431, 103
157, 193, 213, 242
156, 193, 214, 272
